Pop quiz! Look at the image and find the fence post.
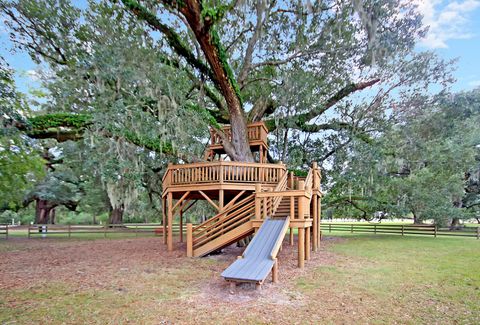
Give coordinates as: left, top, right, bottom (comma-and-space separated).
401, 225, 404, 236
434, 225, 437, 238
135, 225, 139, 237
5, 225, 8, 240
68, 224, 71, 238
476, 227, 479, 240
28, 226, 31, 239
104, 225, 107, 238
351, 224, 353, 233
374, 224, 377, 234
329, 224, 331, 233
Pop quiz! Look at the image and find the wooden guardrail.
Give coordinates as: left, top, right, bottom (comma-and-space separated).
209, 122, 268, 147
163, 161, 286, 188
26, 223, 193, 239
323, 223, 480, 239
0, 224, 8, 239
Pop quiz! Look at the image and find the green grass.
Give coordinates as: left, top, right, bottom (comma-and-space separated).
1, 234, 479, 324
295, 234, 480, 324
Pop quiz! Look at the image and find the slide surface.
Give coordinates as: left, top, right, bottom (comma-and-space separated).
221, 218, 289, 283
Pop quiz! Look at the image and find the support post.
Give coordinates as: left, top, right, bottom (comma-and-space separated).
179, 208, 183, 243
289, 227, 294, 246
219, 189, 224, 213
298, 181, 305, 268
305, 227, 311, 261
298, 228, 305, 268
312, 194, 318, 252
272, 259, 278, 283
167, 192, 173, 251
162, 198, 167, 245
186, 223, 193, 257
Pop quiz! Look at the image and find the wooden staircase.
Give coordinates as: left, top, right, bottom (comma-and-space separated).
188, 194, 256, 257
187, 170, 289, 257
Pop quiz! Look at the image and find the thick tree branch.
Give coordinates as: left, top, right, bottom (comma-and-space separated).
121, 0, 215, 82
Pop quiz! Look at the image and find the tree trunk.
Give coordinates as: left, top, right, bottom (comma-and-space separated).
179, 1, 254, 162
109, 205, 124, 224
35, 199, 57, 224
412, 212, 422, 224
450, 217, 461, 230
49, 208, 56, 224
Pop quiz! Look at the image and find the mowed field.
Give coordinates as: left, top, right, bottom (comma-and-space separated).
0, 233, 479, 324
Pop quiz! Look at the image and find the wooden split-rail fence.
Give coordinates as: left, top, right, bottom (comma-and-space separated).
324, 223, 480, 239
26, 223, 193, 239
0, 224, 8, 239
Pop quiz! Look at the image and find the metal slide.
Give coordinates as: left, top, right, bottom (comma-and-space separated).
221, 217, 290, 284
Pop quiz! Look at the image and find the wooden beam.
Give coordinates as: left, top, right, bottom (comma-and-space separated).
180, 208, 184, 243
219, 189, 224, 212
224, 190, 246, 210
198, 190, 220, 211
183, 199, 197, 214
167, 192, 173, 251
305, 227, 311, 261
173, 191, 190, 212
312, 195, 318, 252
186, 223, 193, 257
162, 198, 167, 245
272, 259, 278, 283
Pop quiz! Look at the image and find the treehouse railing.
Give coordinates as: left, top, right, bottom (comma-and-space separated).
209, 122, 268, 147
163, 161, 286, 190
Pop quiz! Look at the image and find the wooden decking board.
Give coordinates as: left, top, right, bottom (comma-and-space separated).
221, 218, 288, 282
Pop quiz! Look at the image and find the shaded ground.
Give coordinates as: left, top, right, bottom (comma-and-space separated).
0, 234, 479, 324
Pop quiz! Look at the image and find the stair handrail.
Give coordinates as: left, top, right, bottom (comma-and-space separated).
192, 194, 254, 235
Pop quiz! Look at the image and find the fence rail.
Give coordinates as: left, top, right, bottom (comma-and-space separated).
323, 223, 480, 239
0, 224, 8, 239
26, 223, 192, 239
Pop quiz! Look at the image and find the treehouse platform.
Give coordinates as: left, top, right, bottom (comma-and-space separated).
161, 122, 322, 288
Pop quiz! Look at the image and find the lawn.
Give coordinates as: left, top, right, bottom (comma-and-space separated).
0, 234, 478, 324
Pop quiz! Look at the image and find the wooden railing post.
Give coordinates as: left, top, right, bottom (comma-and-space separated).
477, 226, 479, 240
68, 224, 71, 238
402, 225, 404, 236
219, 159, 224, 184
186, 223, 193, 257
28, 226, 31, 239
255, 184, 262, 220
434, 225, 437, 238
5, 224, 8, 240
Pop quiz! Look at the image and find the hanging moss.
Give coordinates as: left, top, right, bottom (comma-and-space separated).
186, 103, 221, 129
28, 113, 92, 130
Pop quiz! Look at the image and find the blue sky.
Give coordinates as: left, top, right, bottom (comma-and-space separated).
1, 0, 480, 95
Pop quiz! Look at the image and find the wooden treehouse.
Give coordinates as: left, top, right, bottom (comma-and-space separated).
161, 122, 321, 287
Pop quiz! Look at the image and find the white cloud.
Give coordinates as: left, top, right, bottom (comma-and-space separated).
415, 0, 480, 49
26, 70, 42, 81
468, 80, 480, 87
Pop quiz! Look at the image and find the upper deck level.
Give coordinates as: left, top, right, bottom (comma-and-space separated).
207, 122, 269, 156
204, 122, 270, 162
162, 161, 286, 198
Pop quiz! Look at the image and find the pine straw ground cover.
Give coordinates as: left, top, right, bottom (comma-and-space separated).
0, 234, 479, 324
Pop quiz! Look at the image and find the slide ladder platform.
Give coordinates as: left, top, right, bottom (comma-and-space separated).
221, 217, 290, 284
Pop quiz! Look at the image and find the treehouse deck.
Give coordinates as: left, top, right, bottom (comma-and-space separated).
160, 122, 322, 288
